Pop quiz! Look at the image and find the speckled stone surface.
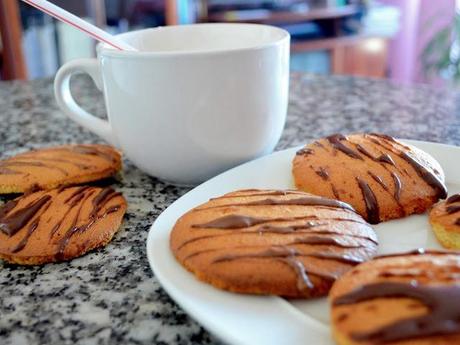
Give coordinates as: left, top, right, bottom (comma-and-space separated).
0, 73, 459, 345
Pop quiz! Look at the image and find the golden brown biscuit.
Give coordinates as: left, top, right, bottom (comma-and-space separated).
170, 189, 378, 298
293, 133, 447, 224
0, 144, 122, 194
0, 186, 126, 265
429, 194, 460, 249
329, 249, 460, 345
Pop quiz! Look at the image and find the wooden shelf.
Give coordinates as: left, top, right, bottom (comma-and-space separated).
207, 4, 359, 24
291, 34, 370, 52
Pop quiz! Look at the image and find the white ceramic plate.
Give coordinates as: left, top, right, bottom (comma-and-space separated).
146, 140, 460, 345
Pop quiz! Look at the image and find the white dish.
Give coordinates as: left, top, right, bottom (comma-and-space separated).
146, 140, 459, 345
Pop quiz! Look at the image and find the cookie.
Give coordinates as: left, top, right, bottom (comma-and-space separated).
292, 133, 447, 224
330, 249, 460, 345
0, 186, 126, 265
170, 189, 378, 298
0, 144, 122, 194
429, 194, 460, 249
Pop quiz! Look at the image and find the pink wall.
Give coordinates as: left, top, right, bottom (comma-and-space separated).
381, 0, 455, 84
415, 0, 456, 84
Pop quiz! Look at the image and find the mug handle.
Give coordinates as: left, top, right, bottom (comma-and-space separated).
54, 59, 117, 146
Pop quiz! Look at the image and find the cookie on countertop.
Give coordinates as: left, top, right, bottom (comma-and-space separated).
430, 194, 460, 249
0, 144, 122, 194
292, 133, 447, 224
329, 249, 460, 345
170, 189, 378, 298
0, 186, 126, 265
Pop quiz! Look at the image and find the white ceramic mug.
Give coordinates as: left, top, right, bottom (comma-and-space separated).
54, 24, 290, 185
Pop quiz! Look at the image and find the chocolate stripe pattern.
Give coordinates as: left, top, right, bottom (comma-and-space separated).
0, 186, 124, 259
446, 194, 460, 222
333, 251, 460, 343
334, 282, 460, 343
172, 189, 378, 295
0, 144, 119, 178
294, 133, 447, 223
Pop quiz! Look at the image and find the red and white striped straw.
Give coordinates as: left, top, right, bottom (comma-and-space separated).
21, 0, 137, 51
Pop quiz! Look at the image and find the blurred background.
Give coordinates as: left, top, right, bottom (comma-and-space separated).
1, 0, 458, 87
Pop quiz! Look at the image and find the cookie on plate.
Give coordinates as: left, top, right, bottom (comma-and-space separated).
429, 194, 460, 249
330, 249, 460, 345
0, 186, 126, 265
0, 144, 122, 194
170, 189, 378, 298
292, 133, 447, 224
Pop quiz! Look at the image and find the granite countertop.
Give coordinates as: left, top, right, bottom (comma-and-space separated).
1, 73, 459, 345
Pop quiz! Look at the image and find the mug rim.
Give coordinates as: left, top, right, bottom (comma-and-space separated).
98, 23, 290, 59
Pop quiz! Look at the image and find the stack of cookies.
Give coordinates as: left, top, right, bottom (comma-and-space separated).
0, 144, 127, 265
170, 132, 460, 344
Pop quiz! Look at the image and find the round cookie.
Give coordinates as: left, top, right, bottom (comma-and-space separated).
292, 133, 447, 224
329, 249, 460, 345
0, 186, 126, 265
170, 189, 378, 298
429, 194, 460, 249
0, 144, 122, 194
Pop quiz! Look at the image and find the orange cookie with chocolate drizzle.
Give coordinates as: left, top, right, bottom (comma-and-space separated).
0, 186, 126, 265
429, 194, 460, 249
0, 144, 122, 194
170, 189, 378, 298
330, 249, 460, 345
293, 133, 447, 224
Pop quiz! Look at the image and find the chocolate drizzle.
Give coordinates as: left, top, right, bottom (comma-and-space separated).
391, 172, 402, 201
376, 153, 396, 166
192, 212, 367, 230
178, 222, 376, 250
440, 194, 460, 224
0, 144, 117, 178
212, 246, 348, 290
181, 190, 378, 294
327, 134, 363, 160
50, 186, 92, 238
296, 148, 313, 156
201, 196, 356, 213
0, 195, 51, 236
398, 152, 447, 199
367, 171, 404, 214
316, 133, 447, 222
90, 187, 120, 218
54, 187, 121, 259
11, 219, 40, 253
368, 172, 388, 191
356, 177, 380, 224
356, 145, 396, 166
241, 197, 355, 211
177, 187, 379, 296
193, 215, 310, 229
314, 167, 329, 181
210, 190, 304, 200
71, 145, 117, 163
446, 205, 460, 214
447, 194, 460, 204
55, 203, 120, 260
445, 194, 460, 216
0, 160, 69, 176
257, 222, 319, 233
333, 282, 460, 343
0, 186, 124, 256
0, 200, 18, 220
